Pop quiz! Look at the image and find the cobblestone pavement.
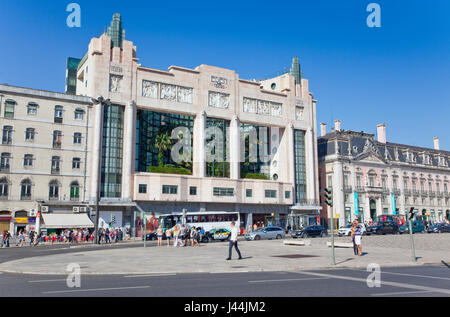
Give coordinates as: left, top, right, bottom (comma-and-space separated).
0, 233, 448, 275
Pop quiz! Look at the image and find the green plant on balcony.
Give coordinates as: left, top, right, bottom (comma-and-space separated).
154, 132, 172, 167
148, 165, 192, 175
241, 172, 270, 180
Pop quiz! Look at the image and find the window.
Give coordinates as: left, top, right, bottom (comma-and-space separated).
74, 109, 84, 120
49, 180, 60, 200
54, 106, 64, 123
4, 100, 15, 119
72, 158, 81, 169
139, 184, 147, 194
73, 132, 82, 144
189, 186, 197, 196
246, 189, 252, 198
27, 103, 38, 115
285, 191, 291, 199
51, 156, 61, 174
0, 178, 8, 199
70, 181, 80, 200
20, 179, 32, 200
213, 187, 234, 197
265, 190, 277, 198
23, 154, 34, 167
53, 131, 62, 148
162, 185, 178, 195
25, 128, 35, 141
2, 126, 13, 145
0, 153, 11, 172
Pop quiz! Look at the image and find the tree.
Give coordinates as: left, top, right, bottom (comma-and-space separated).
155, 132, 172, 167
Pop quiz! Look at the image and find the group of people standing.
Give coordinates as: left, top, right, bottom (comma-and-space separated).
97, 228, 124, 244
155, 224, 204, 247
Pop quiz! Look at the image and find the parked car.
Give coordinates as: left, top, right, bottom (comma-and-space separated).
205, 228, 232, 242
291, 225, 328, 238
427, 223, 450, 234
399, 221, 425, 234
337, 224, 366, 237
245, 227, 285, 241
366, 221, 399, 235
144, 231, 160, 241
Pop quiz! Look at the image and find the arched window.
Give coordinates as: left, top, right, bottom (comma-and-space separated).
27, 102, 39, 115
20, 179, 32, 200
0, 153, 11, 172
49, 180, 60, 200
0, 177, 9, 199
70, 181, 80, 201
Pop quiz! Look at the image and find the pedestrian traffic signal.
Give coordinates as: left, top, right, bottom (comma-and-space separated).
324, 188, 333, 207
408, 207, 416, 221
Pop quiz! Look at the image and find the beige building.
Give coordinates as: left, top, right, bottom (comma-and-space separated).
74, 14, 321, 234
318, 121, 450, 228
0, 85, 93, 234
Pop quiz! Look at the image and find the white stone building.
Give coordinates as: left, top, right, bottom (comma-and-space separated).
318, 121, 450, 228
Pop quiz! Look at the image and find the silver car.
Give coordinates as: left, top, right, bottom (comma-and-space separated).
245, 227, 285, 241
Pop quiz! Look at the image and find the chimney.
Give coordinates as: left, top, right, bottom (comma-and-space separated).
434, 137, 440, 150
320, 123, 327, 137
377, 124, 386, 144
334, 120, 341, 132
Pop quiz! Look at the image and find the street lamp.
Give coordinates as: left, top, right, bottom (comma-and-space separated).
91, 96, 111, 243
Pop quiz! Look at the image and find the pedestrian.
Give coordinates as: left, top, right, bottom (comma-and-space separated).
253, 223, 258, 232
350, 221, 358, 256
105, 228, 110, 244
226, 222, 242, 261
173, 225, 180, 247
180, 225, 186, 247
157, 225, 164, 247
190, 227, 196, 247
193, 227, 200, 247
353, 220, 363, 256
5, 231, 10, 248
165, 228, 172, 247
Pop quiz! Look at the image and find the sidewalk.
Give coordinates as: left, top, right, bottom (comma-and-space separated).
0, 237, 448, 275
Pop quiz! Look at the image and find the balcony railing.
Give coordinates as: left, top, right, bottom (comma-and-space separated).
392, 189, 401, 196
413, 190, 420, 196
355, 186, 365, 193
437, 192, 443, 198
344, 186, 353, 193
421, 190, 428, 197
445, 192, 450, 198
0, 195, 8, 201
49, 196, 60, 201
2, 138, 12, 145
429, 191, 436, 197
20, 195, 32, 201
53, 142, 62, 149
51, 168, 61, 175
0, 166, 10, 173
404, 189, 411, 196
70, 196, 80, 202
382, 188, 390, 194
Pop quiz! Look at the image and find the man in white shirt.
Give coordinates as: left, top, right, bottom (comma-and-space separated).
226, 222, 242, 261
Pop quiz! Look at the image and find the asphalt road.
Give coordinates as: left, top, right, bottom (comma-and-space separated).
1, 265, 449, 297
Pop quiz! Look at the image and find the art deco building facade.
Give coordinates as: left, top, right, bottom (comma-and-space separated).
74, 14, 321, 233
318, 121, 450, 228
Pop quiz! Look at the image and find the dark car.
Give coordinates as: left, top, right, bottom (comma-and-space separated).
366, 221, 399, 235
427, 223, 450, 234
399, 221, 425, 234
144, 231, 161, 241
291, 225, 327, 238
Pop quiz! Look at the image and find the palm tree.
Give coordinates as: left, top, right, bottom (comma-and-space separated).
155, 132, 172, 167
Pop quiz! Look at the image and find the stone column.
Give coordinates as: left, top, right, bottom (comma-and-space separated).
90, 102, 103, 201
230, 115, 240, 180
122, 101, 136, 200
193, 111, 206, 178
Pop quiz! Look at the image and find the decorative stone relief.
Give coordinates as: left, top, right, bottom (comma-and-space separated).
258, 100, 270, 115
109, 75, 122, 93
209, 91, 230, 109
295, 106, 304, 121
271, 103, 282, 117
160, 84, 176, 101
142, 80, 158, 99
177, 86, 193, 104
243, 98, 257, 114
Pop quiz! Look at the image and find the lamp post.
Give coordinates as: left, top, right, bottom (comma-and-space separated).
91, 96, 111, 243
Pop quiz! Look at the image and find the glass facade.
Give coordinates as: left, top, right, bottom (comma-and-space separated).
101, 104, 124, 198
135, 109, 193, 172
240, 123, 270, 178
294, 129, 307, 204
206, 118, 230, 178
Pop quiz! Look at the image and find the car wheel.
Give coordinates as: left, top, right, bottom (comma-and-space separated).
254, 235, 261, 241
276, 234, 282, 240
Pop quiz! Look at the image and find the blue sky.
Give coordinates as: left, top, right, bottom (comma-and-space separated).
0, 0, 449, 150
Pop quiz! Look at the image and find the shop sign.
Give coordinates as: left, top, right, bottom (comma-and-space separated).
14, 218, 29, 224
28, 217, 36, 224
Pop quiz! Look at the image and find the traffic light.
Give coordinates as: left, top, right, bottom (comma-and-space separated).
408, 207, 416, 221
324, 188, 333, 207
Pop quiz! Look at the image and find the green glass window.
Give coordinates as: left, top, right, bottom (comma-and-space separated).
206, 118, 230, 178
139, 184, 147, 194
265, 190, 277, 198
285, 191, 291, 199
189, 186, 197, 196
162, 185, 178, 195
136, 110, 193, 174
70, 182, 80, 199
4, 101, 15, 119
240, 123, 270, 179
101, 104, 124, 198
294, 130, 307, 204
246, 189, 253, 198
213, 187, 234, 197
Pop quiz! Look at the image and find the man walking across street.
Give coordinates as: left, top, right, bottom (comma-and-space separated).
226, 222, 242, 261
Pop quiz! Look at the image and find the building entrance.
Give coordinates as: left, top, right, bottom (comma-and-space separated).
370, 199, 377, 221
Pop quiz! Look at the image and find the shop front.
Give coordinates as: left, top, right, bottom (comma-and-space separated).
40, 213, 94, 233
